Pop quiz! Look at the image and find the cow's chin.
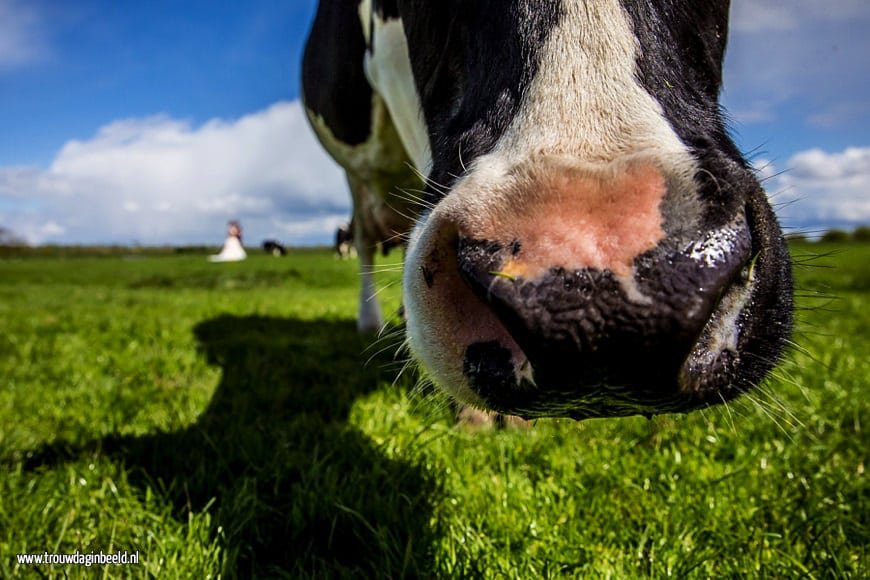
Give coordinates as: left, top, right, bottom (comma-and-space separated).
402, 174, 792, 421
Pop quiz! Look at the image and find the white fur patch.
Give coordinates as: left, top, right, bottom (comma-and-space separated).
364, 14, 432, 174
305, 96, 408, 179
357, 0, 372, 45
490, 0, 701, 233
356, 240, 384, 333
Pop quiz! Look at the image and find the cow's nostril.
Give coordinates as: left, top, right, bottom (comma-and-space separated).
456, 238, 508, 295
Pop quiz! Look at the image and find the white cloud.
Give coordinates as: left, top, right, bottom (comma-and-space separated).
725, 0, 870, 127
761, 147, 870, 230
731, 0, 869, 33
0, 0, 48, 70
730, 3, 798, 34
807, 102, 870, 130
729, 103, 776, 125
273, 214, 351, 239
0, 100, 350, 245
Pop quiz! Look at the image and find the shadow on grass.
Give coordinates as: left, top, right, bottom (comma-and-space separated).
19, 315, 438, 577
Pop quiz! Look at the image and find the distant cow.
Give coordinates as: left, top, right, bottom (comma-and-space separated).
334, 223, 355, 259
262, 240, 287, 256
302, 1, 793, 420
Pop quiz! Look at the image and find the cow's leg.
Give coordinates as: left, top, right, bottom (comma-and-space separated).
303, 4, 424, 335
346, 175, 387, 333
356, 244, 383, 333
354, 232, 384, 334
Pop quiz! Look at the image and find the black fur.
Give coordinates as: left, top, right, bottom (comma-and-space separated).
397, 1, 561, 198
302, 0, 373, 146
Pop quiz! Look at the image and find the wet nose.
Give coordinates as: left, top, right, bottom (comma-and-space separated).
455, 222, 752, 395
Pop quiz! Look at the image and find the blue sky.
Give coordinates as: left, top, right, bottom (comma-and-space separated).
0, 0, 315, 166
0, 0, 868, 245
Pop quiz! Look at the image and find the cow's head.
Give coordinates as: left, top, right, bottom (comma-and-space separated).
394, 0, 793, 419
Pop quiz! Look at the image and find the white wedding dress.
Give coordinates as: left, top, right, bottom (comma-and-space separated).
208, 236, 247, 262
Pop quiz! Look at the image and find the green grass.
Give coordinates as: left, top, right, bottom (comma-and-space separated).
0, 244, 866, 578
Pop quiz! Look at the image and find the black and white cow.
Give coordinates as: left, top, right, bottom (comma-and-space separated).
302, 0, 793, 420
334, 223, 355, 259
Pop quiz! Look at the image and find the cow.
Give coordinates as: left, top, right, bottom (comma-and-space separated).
263, 239, 287, 256
301, 0, 793, 420
334, 223, 356, 259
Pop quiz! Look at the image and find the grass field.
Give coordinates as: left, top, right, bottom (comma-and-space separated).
0, 243, 867, 578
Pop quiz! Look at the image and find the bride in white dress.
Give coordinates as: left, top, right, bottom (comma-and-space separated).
209, 220, 247, 262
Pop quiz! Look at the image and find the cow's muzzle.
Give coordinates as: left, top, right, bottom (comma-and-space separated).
402, 156, 792, 419
455, 216, 752, 418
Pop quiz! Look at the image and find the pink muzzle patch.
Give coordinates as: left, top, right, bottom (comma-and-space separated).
473, 161, 668, 282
